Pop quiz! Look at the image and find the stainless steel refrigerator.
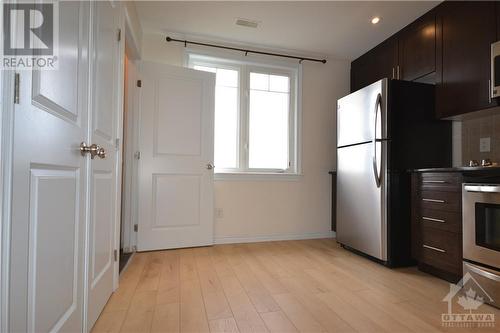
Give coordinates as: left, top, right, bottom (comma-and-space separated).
336, 78, 451, 266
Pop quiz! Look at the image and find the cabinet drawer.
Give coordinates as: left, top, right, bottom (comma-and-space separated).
420, 173, 461, 191
420, 208, 461, 233
420, 190, 461, 212
420, 227, 462, 275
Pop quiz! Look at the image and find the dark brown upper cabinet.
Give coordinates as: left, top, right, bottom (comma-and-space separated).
497, 2, 500, 39
351, 12, 437, 92
435, 1, 498, 118
398, 12, 436, 82
350, 1, 500, 119
350, 37, 398, 92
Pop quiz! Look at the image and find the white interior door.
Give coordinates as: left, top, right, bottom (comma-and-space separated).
137, 61, 215, 251
86, 1, 122, 329
8, 2, 89, 332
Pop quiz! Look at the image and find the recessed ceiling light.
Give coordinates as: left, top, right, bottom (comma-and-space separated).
371, 17, 381, 25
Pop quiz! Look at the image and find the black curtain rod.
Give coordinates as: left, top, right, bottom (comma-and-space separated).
166, 36, 327, 64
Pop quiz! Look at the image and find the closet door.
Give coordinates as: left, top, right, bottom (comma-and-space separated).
86, 1, 122, 329
9, 2, 90, 332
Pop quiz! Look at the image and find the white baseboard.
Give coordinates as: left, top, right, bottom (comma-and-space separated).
214, 231, 336, 245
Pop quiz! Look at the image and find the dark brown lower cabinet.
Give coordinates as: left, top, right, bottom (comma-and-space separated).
411, 172, 463, 282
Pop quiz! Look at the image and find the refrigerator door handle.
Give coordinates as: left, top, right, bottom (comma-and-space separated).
372, 93, 382, 188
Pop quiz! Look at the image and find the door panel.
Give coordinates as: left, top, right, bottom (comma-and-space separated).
92, 3, 118, 142
28, 169, 80, 333
87, 0, 121, 329
155, 78, 203, 156
336, 142, 387, 261
138, 62, 215, 251
9, 2, 89, 332
153, 174, 201, 227
32, 5, 80, 122
91, 171, 113, 285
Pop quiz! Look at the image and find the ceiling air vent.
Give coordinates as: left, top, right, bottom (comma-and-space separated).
236, 18, 259, 28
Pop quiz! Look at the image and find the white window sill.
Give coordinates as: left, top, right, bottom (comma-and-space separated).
214, 172, 303, 182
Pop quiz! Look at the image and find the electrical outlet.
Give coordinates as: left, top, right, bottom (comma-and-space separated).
480, 137, 491, 153
216, 208, 224, 218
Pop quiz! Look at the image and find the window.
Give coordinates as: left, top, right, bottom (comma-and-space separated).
189, 53, 300, 177
193, 65, 239, 169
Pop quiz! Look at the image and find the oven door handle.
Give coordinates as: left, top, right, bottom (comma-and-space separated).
464, 185, 500, 193
464, 262, 500, 282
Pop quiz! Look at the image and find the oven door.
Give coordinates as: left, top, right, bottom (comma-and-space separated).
463, 184, 500, 269
492, 41, 500, 98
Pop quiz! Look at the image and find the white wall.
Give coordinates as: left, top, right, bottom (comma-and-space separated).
141, 32, 350, 242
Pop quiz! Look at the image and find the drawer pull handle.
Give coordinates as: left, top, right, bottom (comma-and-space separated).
422, 216, 446, 223
422, 198, 446, 203
423, 244, 446, 253
422, 180, 448, 184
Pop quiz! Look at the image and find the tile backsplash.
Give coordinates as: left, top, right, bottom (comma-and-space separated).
461, 112, 500, 165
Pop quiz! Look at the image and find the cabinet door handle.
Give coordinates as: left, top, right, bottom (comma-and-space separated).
392, 67, 395, 79
397, 65, 400, 79
422, 216, 446, 223
489, 79, 492, 104
423, 244, 446, 253
422, 198, 446, 203
422, 180, 447, 184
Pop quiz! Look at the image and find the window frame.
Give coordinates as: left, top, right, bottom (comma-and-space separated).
186, 50, 302, 180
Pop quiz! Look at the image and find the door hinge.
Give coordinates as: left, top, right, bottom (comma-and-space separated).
134, 151, 141, 160
115, 138, 120, 150
137, 80, 142, 87
113, 249, 118, 262
134, 224, 138, 232
117, 28, 121, 42
14, 73, 20, 104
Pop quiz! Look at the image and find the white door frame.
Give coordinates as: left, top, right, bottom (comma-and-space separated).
119, 11, 142, 256
0, 68, 15, 333
121, 55, 140, 255
111, 3, 126, 292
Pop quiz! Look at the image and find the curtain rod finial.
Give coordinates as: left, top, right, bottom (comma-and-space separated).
166, 36, 172, 42
322, 59, 327, 64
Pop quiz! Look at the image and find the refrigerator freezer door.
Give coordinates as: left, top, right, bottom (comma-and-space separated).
336, 141, 388, 261
337, 79, 387, 147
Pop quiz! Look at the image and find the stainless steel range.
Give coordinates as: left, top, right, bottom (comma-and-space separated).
463, 184, 500, 308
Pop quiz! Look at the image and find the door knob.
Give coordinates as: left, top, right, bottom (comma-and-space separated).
206, 163, 214, 170
96, 147, 106, 159
80, 142, 106, 159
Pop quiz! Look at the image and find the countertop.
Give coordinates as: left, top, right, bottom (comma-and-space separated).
411, 166, 500, 173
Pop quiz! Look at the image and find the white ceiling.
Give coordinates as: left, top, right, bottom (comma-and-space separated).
135, 1, 440, 61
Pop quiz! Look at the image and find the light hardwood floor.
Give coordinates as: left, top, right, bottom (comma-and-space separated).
92, 239, 499, 333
